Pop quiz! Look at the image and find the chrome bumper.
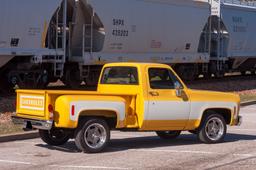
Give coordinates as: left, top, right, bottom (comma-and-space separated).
12, 116, 53, 130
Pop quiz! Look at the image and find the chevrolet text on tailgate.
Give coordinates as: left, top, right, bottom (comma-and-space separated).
12, 63, 242, 153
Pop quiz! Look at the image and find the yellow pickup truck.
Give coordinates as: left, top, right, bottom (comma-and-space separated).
12, 63, 242, 153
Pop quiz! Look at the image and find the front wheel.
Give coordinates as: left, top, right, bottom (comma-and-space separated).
197, 114, 227, 143
75, 118, 110, 153
39, 129, 70, 146
156, 131, 181, 140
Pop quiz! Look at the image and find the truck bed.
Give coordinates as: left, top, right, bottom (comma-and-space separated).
16, 89, 138, 120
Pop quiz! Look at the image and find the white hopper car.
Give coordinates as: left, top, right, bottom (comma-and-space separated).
0, 0, 255, 89
0, 0, 64, 89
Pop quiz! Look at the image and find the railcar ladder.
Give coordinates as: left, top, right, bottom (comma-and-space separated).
210, 0, 225, 72
53, 1, 67, 78
54, 56, 65, 77
54, 26, 65, 77
82, 11, 94, 55
216, 16, 223, 72
81, 11, 95, 79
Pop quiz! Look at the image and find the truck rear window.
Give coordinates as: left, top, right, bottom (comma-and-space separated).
101, 67, 139, 85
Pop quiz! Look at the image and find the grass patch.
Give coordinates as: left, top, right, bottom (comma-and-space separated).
240, 94, 256, 103
0, 121, 23, 135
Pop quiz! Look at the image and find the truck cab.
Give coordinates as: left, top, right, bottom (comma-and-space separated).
13, 63, 242, 153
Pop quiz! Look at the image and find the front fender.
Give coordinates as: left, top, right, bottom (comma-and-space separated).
189, 101, 236, 128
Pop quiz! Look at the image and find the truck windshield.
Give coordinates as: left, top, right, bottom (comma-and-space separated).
101, 67, 139, 85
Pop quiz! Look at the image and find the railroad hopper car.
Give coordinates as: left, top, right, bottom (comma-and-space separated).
221, 0, 256, 74
198, 0, 256, 77
0, 0, 255, 89
0, 0, 64, 90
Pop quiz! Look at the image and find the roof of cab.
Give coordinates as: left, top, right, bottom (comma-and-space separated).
103, 62, 170, 69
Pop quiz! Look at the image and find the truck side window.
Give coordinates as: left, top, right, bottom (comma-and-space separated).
149, 68, 182, 89
101, 67, 138, 85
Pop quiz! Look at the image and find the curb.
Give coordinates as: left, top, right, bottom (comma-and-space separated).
0, 131, 39, 143
241, 100, 256, 107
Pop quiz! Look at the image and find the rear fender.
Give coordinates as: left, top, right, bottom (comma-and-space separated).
71, 101, 126, 128
54, 95, 127, 128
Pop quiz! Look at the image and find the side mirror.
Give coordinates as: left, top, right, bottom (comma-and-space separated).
174, 82, 182, 97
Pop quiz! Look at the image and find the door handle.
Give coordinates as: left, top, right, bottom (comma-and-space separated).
149, 91, 159, 96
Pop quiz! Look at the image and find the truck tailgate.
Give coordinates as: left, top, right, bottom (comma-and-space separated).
17, 90, 46, 117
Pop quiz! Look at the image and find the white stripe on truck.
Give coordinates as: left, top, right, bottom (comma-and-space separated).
70, 101, 126, 121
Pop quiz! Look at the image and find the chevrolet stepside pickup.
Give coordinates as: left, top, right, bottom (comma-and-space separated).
12, 63, 242, 153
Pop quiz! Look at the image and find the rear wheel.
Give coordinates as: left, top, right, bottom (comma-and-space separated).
203, 73, 212, 79
75, 118, 110, 153
156, 131, 181, 140
64, 66, 81, 89
197, 113, 227, 143
215, 72, 224, 78
176, 65, 198, 81
39, 129, 70, 146
241, 71, 247, 76
0, 75, 13, 94
8, 70, 49, 89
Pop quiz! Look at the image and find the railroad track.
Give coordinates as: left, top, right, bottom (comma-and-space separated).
188, 74, 256, 84
0, 74, 255, 96
187, 74, 256, 92
0, 74, 255, 114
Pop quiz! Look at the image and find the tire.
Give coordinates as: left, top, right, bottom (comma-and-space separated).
203, 73, 212, 79
39, 129, 70, 146
156, 131, 181, 140
215, 72, 224, 78
0, 77, 13, 94
74, 118, 88, 152
241, 71, 246, 76
75, 118, 110, 153
197, 113, 227, 144
64, 67, 81, 89
176, 64, 199, 82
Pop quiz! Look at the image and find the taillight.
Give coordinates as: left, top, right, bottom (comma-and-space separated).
48, 104, 54, 112
48, 104, 54, 120
71, 105, 75, 116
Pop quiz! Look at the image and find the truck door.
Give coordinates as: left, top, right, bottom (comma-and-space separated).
145, 67, 190, 130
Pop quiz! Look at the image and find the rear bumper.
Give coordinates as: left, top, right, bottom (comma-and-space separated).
12, 116, 53, 130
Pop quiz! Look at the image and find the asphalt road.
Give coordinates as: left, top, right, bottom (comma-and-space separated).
0, 105, 255, 170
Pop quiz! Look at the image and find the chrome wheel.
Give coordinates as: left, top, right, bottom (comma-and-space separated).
198, 113, 226, 144
205, 117, 224, 141
75, 118, 110, 153
84, 123, 107, 149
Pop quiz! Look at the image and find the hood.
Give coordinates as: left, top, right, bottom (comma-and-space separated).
187, 89, 240, 104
